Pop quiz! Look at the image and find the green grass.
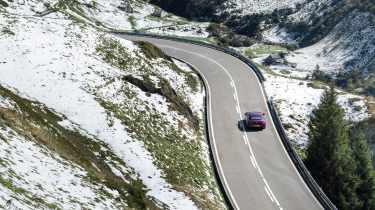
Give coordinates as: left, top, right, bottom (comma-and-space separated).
186, 73, 199, 92
253, 59, 309, 81
280, 69, 291, 75
1, 27, 15, 36
128, 15, 136, 29
0, 0, 8, 7
96, 37, 135, 69
52, 0, 109, 30
0, 158, 7, 167
97, 36, 200, 94
0, 176, 61, 209
97, 37, 202, 126
0, 85, 156, 209
0, 176, 26, 195
95, 36, 225, 209
244, 44, 287, 58
53, 0, 89, 25
135, 41, 170, 60
244, 49, 256, 58
354, 105, 363, 112
170, 61, 200, 92
307, 81, 324, 89
144, 14, 165, 22
122, 75, 199, 129
296, 147, 307, 160
99, 96, 223, 209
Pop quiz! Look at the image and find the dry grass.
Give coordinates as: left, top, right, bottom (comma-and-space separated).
366, 96, 375, 117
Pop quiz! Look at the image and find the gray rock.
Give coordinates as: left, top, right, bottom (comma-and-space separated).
118, 1, 134, 13
151, 7, 163, 18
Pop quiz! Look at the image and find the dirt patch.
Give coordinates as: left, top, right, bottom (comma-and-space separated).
366, 96, 375, 117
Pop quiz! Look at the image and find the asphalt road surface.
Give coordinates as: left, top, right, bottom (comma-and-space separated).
119, 35, 323, 210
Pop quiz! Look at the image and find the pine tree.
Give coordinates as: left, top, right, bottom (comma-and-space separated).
305, 86, 361, 210
351, 130, 375, 210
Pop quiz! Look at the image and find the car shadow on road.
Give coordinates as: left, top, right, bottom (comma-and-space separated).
237, 120, 262, 132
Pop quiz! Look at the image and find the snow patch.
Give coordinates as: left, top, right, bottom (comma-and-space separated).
225, 0, 305, 15
0, 8, 198, 209
264, 74, 368, 147
0, 126, 120, 209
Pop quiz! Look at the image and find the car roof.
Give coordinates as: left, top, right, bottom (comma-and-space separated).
246, 112, 264, 117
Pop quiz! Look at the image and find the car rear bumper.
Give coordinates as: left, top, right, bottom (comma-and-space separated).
247, 124, 266, 129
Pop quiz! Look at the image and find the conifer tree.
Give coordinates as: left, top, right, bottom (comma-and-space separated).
305, 86, 360, 210
351, 130, 375, 210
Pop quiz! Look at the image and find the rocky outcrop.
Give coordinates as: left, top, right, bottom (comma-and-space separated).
123, 75, 200, 130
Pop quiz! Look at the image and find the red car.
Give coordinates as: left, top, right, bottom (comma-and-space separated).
245, 112, 266, 130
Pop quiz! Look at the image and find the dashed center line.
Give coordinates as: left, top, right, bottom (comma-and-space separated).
265, 186, 274, 203
236, 106, 240, 114
158, 44, 283, 210
243, 136, 248, 145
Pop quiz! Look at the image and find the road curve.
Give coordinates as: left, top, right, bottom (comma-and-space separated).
119, 35, 323, 210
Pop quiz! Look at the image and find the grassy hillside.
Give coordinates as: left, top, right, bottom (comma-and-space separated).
0, 85, 153, 209
0, 0, 226, 208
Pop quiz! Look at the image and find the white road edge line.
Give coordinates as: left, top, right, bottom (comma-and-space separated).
264, 186, 275, 203
236, 106, 240, 114
157, 45, 283, 210
242, 134, 248, 145
195, 64, 241, 210
246, 57, 323, 208
161, 54, 241, 210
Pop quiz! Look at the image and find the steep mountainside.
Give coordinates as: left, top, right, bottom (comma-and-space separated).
285, 0, 375, 45
0, 0, 225, 209
149, 0, 224, 19
152, 0, 374, 74
284, 10, 375, 74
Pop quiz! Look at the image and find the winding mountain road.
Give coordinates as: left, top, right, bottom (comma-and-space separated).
119, 35, 323, 210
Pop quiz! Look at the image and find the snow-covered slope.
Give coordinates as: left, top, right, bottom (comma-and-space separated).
264, 74, 368, 148
55, 0, 210, 38
244, 43, 369, 149
0, 0, 225, 209
224, 0, 304, 15
0, 121, 123, 209
216, 0, 375, 75
229, 0, 374, 148
262, 1, 375, 74
150, 0, 374, 74
285, 10, 375, 74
